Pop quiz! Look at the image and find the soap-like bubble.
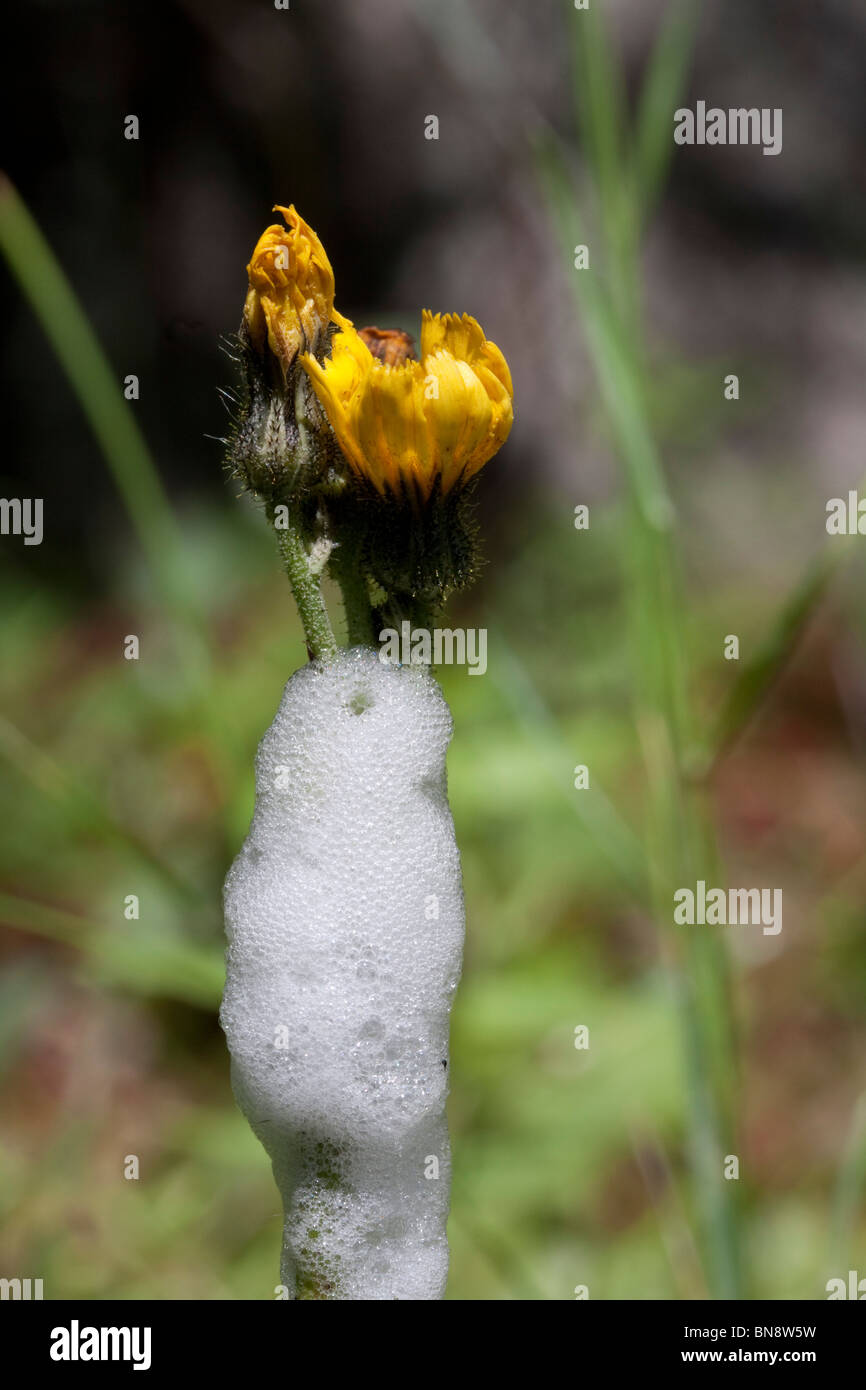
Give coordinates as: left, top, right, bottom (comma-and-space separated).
221, 648, 465, 1300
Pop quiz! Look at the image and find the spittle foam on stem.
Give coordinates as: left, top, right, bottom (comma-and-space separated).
220, 647, 465, 1300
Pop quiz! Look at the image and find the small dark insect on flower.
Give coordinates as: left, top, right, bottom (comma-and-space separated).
358, 326, 418, 367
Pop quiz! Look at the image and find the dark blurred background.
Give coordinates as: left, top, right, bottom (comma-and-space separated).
2, 0, 866, 1300
6, 0, 866, 589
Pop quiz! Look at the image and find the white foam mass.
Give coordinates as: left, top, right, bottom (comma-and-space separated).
221, 648, 465, 1300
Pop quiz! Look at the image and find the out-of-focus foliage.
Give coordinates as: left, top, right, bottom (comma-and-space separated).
3, 0, 866, 1300
1, 491, 865, 1298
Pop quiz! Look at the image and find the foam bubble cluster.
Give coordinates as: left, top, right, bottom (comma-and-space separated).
221, 648, 465, 1300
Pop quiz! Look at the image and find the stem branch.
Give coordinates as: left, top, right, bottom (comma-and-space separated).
277, 522, 337, 661
329, 529, 375, 647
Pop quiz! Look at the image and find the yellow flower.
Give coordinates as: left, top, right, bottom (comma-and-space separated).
244, 205, 336, 371
300, 311, 513, 499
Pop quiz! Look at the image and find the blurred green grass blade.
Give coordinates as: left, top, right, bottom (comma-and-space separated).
568, 4, 640, 333
570, 3, 627, 217
535, 138, 674, 534
706, 537, 853, 769
629, 1125, 709, 1299
0, 892, 223, 1009
544, 11, 743, 1292
0, 175, 189, 612
633, 0, 703, 216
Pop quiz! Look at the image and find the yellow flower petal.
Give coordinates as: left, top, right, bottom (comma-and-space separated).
245, 205, 336, 372
301, 313, 513, 499
422, 311, 513, 395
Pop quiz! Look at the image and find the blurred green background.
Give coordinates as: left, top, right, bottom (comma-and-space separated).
2, 0, 866, 1299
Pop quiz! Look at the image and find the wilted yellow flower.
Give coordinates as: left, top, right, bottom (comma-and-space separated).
300, 311, 513, 500
244, 205, 336, 371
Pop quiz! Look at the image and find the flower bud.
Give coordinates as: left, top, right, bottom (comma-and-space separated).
226, 207, 342, 507
244, 205, 336, 374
